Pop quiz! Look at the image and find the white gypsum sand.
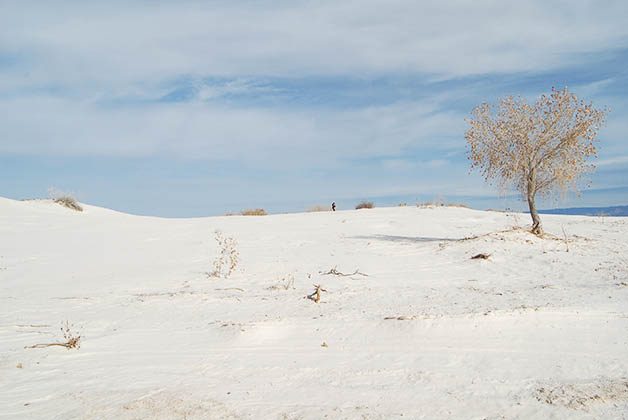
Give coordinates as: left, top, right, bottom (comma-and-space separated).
0, 196, 627, 419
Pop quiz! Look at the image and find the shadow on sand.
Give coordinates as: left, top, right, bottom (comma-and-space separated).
352, 234, 459, 243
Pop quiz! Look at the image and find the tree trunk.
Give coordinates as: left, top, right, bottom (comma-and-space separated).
527, 194, 543, 236
527, 169, 543, 236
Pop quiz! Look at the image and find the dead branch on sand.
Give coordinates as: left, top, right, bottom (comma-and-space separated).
306, 284, 327, 303
319, 266, 368, 277
471, 253, 492, 260
25, 321, 81, 350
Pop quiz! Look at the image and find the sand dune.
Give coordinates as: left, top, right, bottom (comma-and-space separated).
1, 197, 627, 419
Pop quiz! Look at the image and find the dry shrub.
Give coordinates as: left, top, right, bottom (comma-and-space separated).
53, 196, 83, 212
307, 205, 331, 212
417, 200, 445, 208
447, 202, 471, 209
306, 284, 326, 303
209, 231, 239, 278
48, 188, 83, 211
241, 208, 267, 216
355, 201, 374, 209
25, 321, 81, 350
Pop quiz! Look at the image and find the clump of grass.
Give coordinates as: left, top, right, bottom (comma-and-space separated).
241, 208, 267, 216
417, 201, 447, 208
307, 205, 331, 212
355, 201, 374, 209
53, 196, 83, 212
446, 202, 471, 209
48, 187, 83, 212
417, 196, 446, 207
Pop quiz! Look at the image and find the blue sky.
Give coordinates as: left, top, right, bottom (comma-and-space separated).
1, 1, 627, 216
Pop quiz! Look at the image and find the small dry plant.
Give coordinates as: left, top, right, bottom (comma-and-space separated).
48, 187, 83, 212
447, 202, 471, 209
25, 321, 81, 350
306, 284, 327, 303
355, 201, 374, 209
241, 208, 267, 216
268, 274, 295, 290
306, 205, 331, 212
209, 231, 239, 278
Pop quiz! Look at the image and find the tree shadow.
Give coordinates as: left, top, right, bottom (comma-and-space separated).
352, 234, 459, 243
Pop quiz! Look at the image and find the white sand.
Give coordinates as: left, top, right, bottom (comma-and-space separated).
1, 196, 627, 419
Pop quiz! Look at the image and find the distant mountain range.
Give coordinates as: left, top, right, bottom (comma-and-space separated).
539, 205, 628, 217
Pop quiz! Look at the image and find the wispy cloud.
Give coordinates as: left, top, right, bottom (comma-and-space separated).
2, 1, 628, 87
0, 93, 465, 166
596, 156, 628, 167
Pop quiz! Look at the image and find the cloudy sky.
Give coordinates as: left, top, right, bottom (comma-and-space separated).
1, 1, 627, 216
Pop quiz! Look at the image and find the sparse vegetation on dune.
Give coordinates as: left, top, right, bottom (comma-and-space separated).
306, 204, 331, 212
208, 231, 239, 278
417, 201, 443, 208
241, 208, 267, 216
417, 196, 447, 208
53, 196, 83, 212
47, 188, 83, 212
355, 201, 374, 209
446, 202, 471, 209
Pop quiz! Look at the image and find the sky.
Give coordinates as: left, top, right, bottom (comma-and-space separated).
1, 1, 627, 217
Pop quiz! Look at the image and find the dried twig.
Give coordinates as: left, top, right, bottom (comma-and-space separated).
25, 341, 79, 350
319, 266, 368, 277
25, 321, 81, 350
561, 225, 569, 252
214, 287, 244, 292
384, 315, 415, 321
306, 284, 327, 303
471, 253, 492, 260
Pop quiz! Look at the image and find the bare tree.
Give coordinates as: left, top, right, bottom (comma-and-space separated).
465, 87, 607, 235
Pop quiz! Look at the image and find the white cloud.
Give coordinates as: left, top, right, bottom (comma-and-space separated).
0, 0, 626, 181
197, 79, 280, 100
0, 94, 465, 166
596, 156, 628, 167
1, 0, 627, 89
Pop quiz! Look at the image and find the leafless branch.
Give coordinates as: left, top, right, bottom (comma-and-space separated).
319, 266, 368, 277
306, 284, 327, 303
25, 321, 81, 350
